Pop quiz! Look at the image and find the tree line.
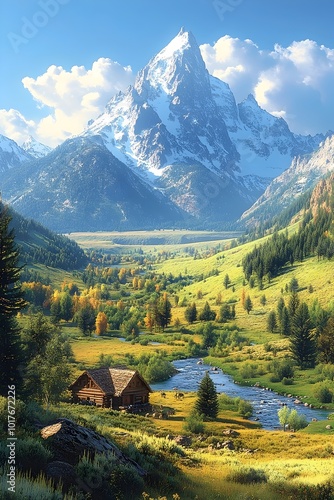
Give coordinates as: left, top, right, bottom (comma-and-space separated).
242, 207, 334, 284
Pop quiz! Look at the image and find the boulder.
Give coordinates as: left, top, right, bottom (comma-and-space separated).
173, 435, 192, 447
222, 429, 239, 437
40, 418, 146, 476
221, 440, 235, 450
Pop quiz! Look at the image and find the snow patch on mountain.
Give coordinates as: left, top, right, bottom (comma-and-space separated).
21, 135, 52, 158
0, 134, 32, 172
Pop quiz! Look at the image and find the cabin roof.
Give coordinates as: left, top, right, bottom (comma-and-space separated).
70, 368, 152, 396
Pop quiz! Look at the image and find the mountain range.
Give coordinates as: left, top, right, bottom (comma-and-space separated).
1, 29, 333, 231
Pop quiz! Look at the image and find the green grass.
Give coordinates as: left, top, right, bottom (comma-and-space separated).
66, 229, 241, 254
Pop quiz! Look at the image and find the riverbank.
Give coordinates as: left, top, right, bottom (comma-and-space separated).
151, 358, 332, 430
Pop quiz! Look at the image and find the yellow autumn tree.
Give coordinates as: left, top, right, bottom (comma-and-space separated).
95, 311, 108, 336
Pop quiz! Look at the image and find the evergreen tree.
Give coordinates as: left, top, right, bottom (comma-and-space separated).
156, 292, 172, 331
223, 273, 231, 289
201, 322, 217, 349
244, 295, 253, 315
198, 301, 216, 321
260, 294, 267, 306
290, 303, 316, 369
277, 297, 285, 323
289, 277, 299, 293
288, 292, 300, 319
195, 372, 219, 419
317, 317, 334, 364
218, 303, 232, 323
185, 302, 197, 324
280, 306, 291, 336
267, 311, 277, 333
0, 206, 26, 395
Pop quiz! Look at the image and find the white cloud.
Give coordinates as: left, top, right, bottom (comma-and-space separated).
1, 38, 334, 146
0, 58, 134, 147
200, 37, 334, 135
0, 109, 36, 145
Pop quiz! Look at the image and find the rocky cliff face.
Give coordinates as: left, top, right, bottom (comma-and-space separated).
241, 135, 334, 226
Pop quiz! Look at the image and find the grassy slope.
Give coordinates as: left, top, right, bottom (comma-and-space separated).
157, 227, 334, 328
66, 229, 240, 254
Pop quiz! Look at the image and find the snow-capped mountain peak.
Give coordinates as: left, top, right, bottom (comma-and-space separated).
0, 134, 32, 172
135, 27, 211, 101
21, 135, 52, 158
80, 29, 325, 224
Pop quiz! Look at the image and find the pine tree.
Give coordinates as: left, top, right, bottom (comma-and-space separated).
317, 317, 334, 364
280, 306, 291, 336
223, 273, 231, 289
277, 297, 285, 324
156, 292, 172, 331
201, 322, 217, 349
0, 206, 26, 395
198, 301, 216, 321
244, 295, 253, 315
290, 303, 316, 369
288, 292, 300, 319
267, 311, 277, 333
185, 302, 197, 324
195, 372, 219, 419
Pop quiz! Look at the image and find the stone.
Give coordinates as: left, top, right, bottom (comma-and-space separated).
222, 429, 239, 437
221, 440, 235, 450
173, 435, 192, 447
40, 418, 146, 476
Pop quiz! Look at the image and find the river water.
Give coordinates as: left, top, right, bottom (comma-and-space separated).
150, 358, 332, 430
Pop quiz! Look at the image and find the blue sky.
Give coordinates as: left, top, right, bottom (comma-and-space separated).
1, 0, 334, 146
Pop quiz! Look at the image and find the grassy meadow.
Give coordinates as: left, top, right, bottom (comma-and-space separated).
66, 229, 241, 254
13, 228, 334, 499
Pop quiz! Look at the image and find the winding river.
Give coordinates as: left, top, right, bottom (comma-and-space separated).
150, 358, 332, 430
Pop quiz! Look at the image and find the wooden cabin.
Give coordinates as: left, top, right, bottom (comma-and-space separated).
69, 368, 152, 409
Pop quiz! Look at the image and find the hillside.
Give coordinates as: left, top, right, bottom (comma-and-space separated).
154, 173, 334, 336
1, 201, 88, 271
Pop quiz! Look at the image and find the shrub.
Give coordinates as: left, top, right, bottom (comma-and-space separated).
282, 377, 294, 385
108, 463, 145, 500
16, 438, 52, 475
0, 397, 29, 432
270, 359, 294, 382
240, 362, 258, 379
183, 411, 205, 434
226, 466, 267, 484
238, 399, 253, 419
313, 382, 333, 403
0, 474, 64, 499
288, 409, 308, 431
76, 452, 144, 499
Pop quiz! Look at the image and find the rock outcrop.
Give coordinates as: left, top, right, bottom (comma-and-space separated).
40, 418, 146, 476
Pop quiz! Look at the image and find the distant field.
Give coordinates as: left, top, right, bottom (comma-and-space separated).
66, 229, 242, 251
